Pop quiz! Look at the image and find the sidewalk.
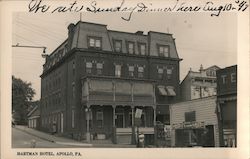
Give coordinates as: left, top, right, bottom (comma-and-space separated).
15, 125, 136, 148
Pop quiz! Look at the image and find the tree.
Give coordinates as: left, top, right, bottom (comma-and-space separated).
12, 76, 35, 125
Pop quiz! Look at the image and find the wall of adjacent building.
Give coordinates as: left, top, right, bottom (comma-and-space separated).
170, 96, 219, 147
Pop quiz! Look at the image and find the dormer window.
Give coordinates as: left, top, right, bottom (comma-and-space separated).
158, 45, 169, 57
138, 43, 146, 55
127, 42, 135, 54
88, 36, 102, 49
114, 40, 122, 52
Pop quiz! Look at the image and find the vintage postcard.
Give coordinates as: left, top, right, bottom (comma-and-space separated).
0, 0, 249, 159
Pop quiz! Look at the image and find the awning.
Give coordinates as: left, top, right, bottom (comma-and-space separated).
158, 86, 168, 96
166, 86, 176, 96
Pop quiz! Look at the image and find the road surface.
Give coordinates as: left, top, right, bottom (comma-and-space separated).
12, 128, 69, 148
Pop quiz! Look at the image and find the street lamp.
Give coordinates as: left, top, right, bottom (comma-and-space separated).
85, 107, 91, 142
12, 44, 48, 57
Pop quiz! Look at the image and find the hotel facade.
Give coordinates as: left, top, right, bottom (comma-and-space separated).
40, 21, 181, 144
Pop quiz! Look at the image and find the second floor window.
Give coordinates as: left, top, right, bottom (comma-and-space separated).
114, 40, 122, 52
72, 83, 75, 99
115, 65, 121, 77
72, 61, 75, 75
128, 66, 134, 77
158, 45, 169, 57
96, 63, 103, 75
88, 37, 101, 49
86, 62, 92, 74
127, 42, 134, 54
138, 66, 144, 78
185, 111, 196, 122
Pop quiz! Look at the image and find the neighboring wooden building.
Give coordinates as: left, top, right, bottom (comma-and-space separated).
216, 65, 237, 147
27, 106, 40, 129
40, 21, 182, 144
180, 65, 219, 101
170, 96, 220, 147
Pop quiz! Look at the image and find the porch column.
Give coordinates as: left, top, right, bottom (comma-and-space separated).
86, 104, 91, 143
153, 106, 157, 146
131, 105, 136, 144
112, 105, 117, 144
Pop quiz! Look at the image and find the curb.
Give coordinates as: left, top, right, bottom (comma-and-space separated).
56, 141, 93, 147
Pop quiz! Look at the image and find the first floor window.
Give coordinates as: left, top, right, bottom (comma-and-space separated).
96, 110, 103, 128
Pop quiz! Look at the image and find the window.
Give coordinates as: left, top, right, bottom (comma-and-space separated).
128, 66, 134, 77
72, 61, 75, 75
185, 111, 196, 122
138, 43, 146, 55
166, 67, 172, 80
96, 63, 103, 75
86, 62, 92, 74
72, 110, 75, 128
158, 67, 164, 79
114, 40, 122, 52
127, 42, 134, 54
115, 65, 121, 77
96, 110, 103, 128
140, 112, 146, 127
158, 45, 169, 57
138, 66, 144, 78
72, 83, 75, 99
88, 37, 102, 49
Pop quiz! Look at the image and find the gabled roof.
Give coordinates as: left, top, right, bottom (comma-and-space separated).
204, 65, 220, 71
27, 105, 40, 117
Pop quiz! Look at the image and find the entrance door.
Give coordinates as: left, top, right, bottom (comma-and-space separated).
115, 113, 124, 128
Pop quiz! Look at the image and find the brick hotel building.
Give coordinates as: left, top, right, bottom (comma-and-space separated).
40, 21, 181, 144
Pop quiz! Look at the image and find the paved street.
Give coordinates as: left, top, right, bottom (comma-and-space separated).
12, 128, 71, 148
12, 126, 136, 148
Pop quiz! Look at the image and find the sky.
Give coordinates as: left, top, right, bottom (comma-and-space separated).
12, 12, 237, 101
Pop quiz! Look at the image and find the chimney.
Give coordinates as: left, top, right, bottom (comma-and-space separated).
67, 23, 75, 50
135, 31, 144, 35
199, 64, 204, 72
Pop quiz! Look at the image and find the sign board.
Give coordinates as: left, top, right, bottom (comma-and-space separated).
134, 118, 141, 126
164, 125, 171, 138
172, 121, 205, 129
135, 108, 142, 118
